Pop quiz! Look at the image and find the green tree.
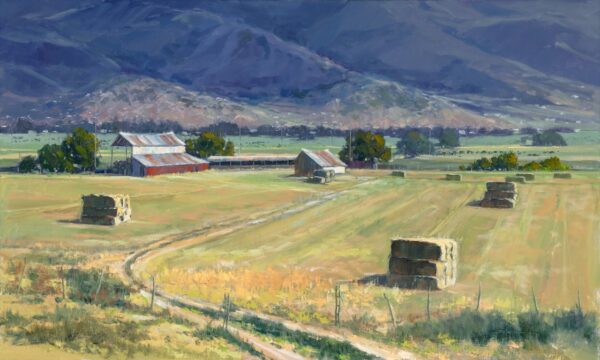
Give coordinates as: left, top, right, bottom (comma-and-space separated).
396, 130, 434, 157
185, 131, 235, 158
520, 161, 543, 171
438, 128, 460, 148
61, 128, 100, 171
491, 152, 519, 170
540, 156, 570, 171
38, 144, 73, 173
532, 131, 567, 146
339, 130, 391, 163
18, 155, 38, 173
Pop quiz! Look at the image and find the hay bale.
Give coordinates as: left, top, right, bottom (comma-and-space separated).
486, 182, 516, 192
480, 198, 515, 208
388, 237, 458, 290
483, 190, 517, 201
391, 170, 406, 178
554, 173, 572, 179
446, 174, 462, 181
505, 176, 526, 184
391, 238, 456, 262
389, 258, 445, 276
516, 173, 535, 181
307, 176, 326, 184
81, 194, 131, 226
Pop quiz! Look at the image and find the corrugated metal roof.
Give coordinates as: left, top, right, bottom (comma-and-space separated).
112, 132, 185, 147
208, 155, 297, 162
301, 149, 347, 168
132, 153, 208, 167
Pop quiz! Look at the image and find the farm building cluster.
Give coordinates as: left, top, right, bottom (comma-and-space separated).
111, 132, 347, 177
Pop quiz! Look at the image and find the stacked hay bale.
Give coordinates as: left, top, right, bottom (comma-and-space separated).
387, 238, 458, 290
505, 175, 526, 184
516, 173, 535, 181
446, 174, 462, 181
391, 170, 406, 178
554, 173, 572, 179
81, 194, 131, 225
308, 169, 335, 184
481, 182, 517, 208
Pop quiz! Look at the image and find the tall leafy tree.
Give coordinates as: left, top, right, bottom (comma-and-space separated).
396, 130, 434, 157
438, 128, 460, 148
38, 144, 73, 173
61, 128, 100, 171
532, 130, 567, 146
339, 130, 391, 163
185, 131, 235, 158
18, 155, 38, 173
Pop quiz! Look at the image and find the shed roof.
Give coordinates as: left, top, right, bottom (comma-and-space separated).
208, 155, 296, 162
300, 149, 347, 168
132, 153, 208, 168
112, 132, 185, 147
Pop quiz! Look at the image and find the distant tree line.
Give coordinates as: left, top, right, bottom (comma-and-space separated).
395, 128, 460, 158
460, 152, 571, 171
185, 132, 235, 158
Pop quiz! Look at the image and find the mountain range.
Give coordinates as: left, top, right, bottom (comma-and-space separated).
1, 0, 598, 129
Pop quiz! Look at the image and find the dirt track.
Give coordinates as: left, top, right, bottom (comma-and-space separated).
122, 186, 417, 360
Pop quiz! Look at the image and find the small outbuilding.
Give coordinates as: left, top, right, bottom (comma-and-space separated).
294, 149, 347, 177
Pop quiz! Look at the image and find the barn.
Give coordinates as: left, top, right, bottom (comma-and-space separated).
111, 132, 208, 177
294, 149, 347, 177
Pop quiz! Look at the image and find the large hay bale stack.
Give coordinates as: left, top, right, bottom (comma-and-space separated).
391, 170, 406, 178
480, 182, 517, 208
446, 174, 462, 181
81, 194, 131, 226
505, 176, 527, 184
387, 238, 457, 290
516, 173, 535, 181
554, 173, 572, 179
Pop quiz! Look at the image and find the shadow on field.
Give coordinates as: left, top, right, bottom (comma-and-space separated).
357, 273, 387, 285
467, 199, 483, 207
57, 218, 81, 224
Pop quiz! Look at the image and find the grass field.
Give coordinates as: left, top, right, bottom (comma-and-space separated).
142, 171, 600, 332
0, 170, 353, 251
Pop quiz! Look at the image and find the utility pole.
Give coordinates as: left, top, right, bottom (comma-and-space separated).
94, 122, 97, 172
348, 129, 352, 163
238, 126, 242, 155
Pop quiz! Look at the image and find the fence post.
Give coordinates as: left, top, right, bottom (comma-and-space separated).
150, 274, 156, 311
94, 267, 106, 303
59, 265, 66, 299
334, 284, 342, 327
383, 293, 397, 330
426, 284, 431, 322
531, 287, 539, 314
223, 293, 231, 330
475, 282, 481, 311
17, 258, 27, 294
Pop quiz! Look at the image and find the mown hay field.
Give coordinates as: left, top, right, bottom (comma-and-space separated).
144, 171, 600, 330
0, 170, 353, 251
